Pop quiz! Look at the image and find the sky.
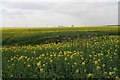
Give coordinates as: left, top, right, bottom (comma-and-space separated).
0, 0, 119, 27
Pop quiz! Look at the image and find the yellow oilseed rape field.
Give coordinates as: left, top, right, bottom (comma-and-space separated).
1, 26, 120, 79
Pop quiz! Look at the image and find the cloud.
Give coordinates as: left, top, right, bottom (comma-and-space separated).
1, 1, 118, 27
0, 0, 119, 2
2, 2, 57, 10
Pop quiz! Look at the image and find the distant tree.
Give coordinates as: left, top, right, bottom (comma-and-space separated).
58, 25, 61, 27
71, 25, 74, 27
58, 25, 65, 27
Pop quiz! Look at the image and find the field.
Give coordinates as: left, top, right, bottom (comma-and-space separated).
1, 26, 120, 79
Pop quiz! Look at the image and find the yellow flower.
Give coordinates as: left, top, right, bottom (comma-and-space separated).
50, 55, 53, 57
40, 69, 44, 72
36, 57, 39, 60
25, 56, 27, 59
27, 58, 30, 61
115, 76, 120, 79
41, 54, 44, 57
98, 59, 101, 62
100, 53, 103, 56
89, 55, 92, 57
54, 54, 56, 56
96, 66, 100, 70
13, 56, 16, 59
11, 58, 14, 61
33, 51, 36, 53
114, 53, 116, 55
70, 55, 74, 59
109, 72, 113, 75
87, 73, 93, 78
76, 69, 79, 73
94, 61, 98, 65
82, 62, 85, 65
102, 64, 105, 67
81, 57, 84, 60
98, 54, 101, 56
37, 62, 41, 66
113, 68, 117, 71
110, 56, 112, 59
43, 64, 45, 67
24, 62, 26, 64
28, 65, 30, 67
64, 58, 67, 61
74, 62, 77, 65
103, 72, 107, 75
8, 60, 10, 62
93, 58, 96, 60
50, 60, 53, 63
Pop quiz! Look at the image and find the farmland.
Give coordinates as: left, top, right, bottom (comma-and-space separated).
1, 26, 120, 79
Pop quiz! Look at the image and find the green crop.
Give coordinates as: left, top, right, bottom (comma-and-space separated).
1, 26, 120, 79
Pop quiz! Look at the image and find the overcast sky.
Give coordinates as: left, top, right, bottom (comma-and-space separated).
0, 0, 119, 27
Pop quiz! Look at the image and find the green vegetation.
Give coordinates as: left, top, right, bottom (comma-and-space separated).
2, 26, 119, 45
2, 26, 120, 79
